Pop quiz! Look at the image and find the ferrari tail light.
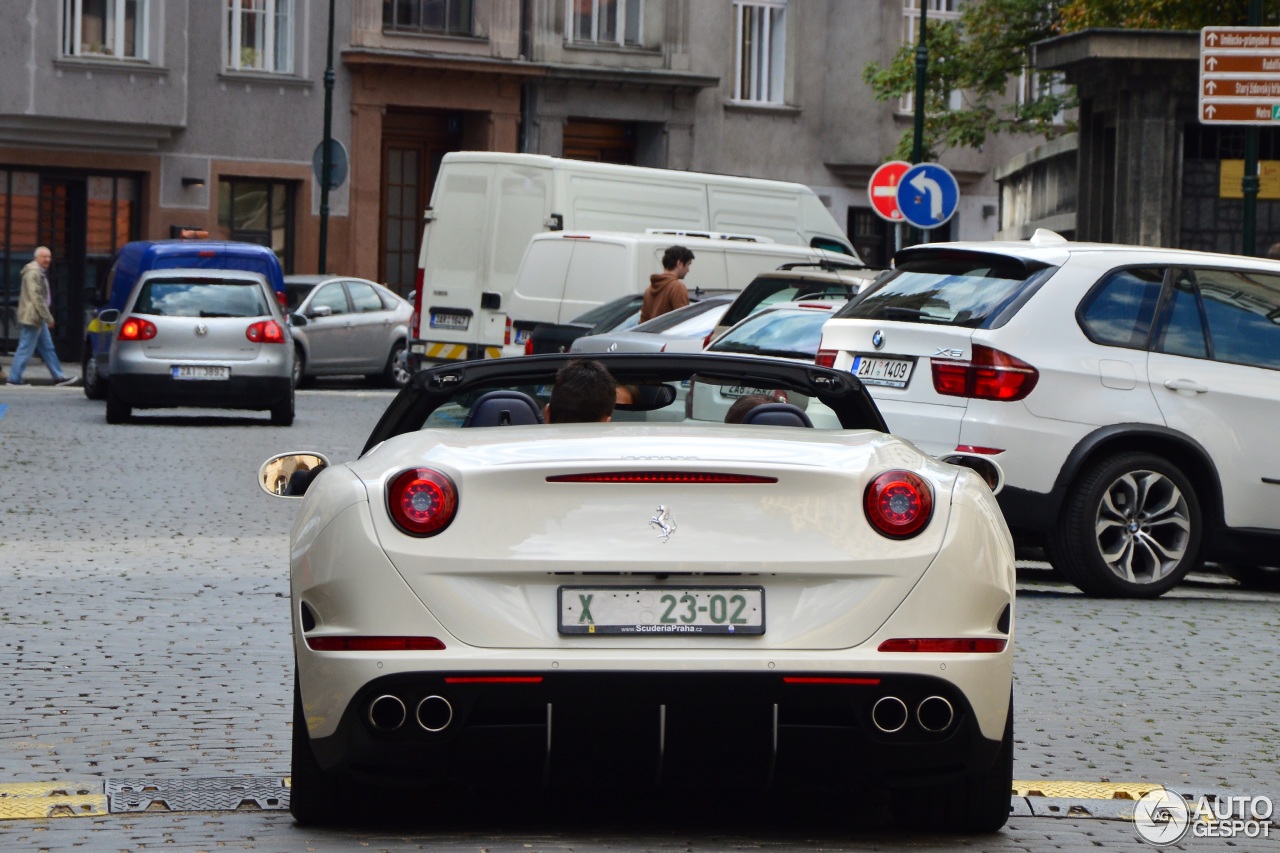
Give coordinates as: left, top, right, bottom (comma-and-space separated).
548, 472, 778, 484
388, 468, 458, 536
877, 638, 1008, 654
307, 636, 446, 651
246, 319, 286, 344
444, 676, 544, 684
864, 470, 932, 538
118, 317, 157, 341
931, 345, 1038, 401
782, 676, 881, 685
411, 268, 425, 337
815, 349, 837, 368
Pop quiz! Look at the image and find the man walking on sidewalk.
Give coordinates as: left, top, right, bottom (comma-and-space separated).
7, 246, 78, 387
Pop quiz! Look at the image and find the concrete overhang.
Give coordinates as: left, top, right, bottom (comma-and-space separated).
1034, 28, 1199, 72
0, 114, 177, 152
343, 48, 547, 78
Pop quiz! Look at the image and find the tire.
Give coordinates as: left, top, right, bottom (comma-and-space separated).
1046, 452, 1201, 598
290, 672, 350, 826
889, 695, 1013, 833
380, 341, 410, 389
1217, 563, 1280, 591
82, 349, 106, 401
105, 386, 131, 424
291, 346, 306, 389
270, 390, 295, 427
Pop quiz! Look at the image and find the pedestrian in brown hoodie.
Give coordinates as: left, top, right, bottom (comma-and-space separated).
640, 245, 695, 322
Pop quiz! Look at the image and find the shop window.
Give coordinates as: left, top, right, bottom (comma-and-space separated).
217, 178, 295, 272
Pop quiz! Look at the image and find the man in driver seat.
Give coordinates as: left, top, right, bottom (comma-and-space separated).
543, 359, 617, 424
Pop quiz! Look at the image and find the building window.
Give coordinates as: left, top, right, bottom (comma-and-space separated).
226, 0, 294, 74
733, 1, 786, 105
568, 0, 642, 47
383, 0, 473, 35
900, 0, 962, 113
62, 0, 149, 60
217, 178, 295, 272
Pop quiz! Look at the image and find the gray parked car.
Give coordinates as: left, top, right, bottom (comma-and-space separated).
284, 275, 413, 388
106, 269, 294, 425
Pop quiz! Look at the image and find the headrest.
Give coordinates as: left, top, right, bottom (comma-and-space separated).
740, 402, 813, 428
462, 390, 545, 427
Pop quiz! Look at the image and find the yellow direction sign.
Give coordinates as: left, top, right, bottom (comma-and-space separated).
1200, 27, 1280, 125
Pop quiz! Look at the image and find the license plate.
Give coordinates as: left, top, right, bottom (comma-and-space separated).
429, 312, 469, 331
514, 328, 531, 344
171, 365, 230, 381
720, 384, 767, 399
851, 355, 914, 388
559, 586, 764, 635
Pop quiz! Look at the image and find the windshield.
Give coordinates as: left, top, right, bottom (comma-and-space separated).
709, 309, 832, 359
632, 299, 731, 335
720, 277, 854, 329
835, 256, 1051, 328
572, 294, 642, 327
134, 279, 269, 318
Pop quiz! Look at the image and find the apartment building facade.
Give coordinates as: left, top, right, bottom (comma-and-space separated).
0, 0, 1028, 359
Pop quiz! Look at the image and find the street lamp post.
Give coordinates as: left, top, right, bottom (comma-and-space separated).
318, 0, 336, 273
1243, 0, 1263, 256
909, 0, 929, 245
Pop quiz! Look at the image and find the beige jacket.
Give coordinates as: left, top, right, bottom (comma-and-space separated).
17, 260, 54, 327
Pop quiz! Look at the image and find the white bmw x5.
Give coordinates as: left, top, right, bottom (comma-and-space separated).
818, 230, 1280, 597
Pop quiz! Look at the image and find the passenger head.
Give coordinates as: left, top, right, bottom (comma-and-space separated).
725, 393, 775, 424
545, 359, 617, 423
615, 384, 639, 406
661, 245, 695, 272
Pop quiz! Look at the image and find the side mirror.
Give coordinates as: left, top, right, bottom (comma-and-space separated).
258, 452, 331, 498
309, 305, 333, 319
288, 312, 308, 327
939, 453, 1005, 495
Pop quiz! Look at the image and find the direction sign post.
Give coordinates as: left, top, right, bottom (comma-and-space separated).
1199, 27, 1280, 126
896, 162, 960, 232
867, 160, 912, 223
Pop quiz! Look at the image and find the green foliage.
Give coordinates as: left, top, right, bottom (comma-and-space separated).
862, 0, 1075, 161
1057, 0, 1280, 31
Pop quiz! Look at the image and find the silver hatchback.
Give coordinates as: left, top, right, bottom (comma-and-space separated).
106, 269, 295, 425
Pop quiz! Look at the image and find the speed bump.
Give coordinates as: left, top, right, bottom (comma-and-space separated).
0, 782, 107, 820
1014, 780, 1165, 800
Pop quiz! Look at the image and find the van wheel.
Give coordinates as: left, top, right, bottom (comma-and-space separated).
1046, 452, 1201, 598
382, 341, 410, 389
105, 386, 131, 424
270, 391, 295, 427
83, 350, 106, 401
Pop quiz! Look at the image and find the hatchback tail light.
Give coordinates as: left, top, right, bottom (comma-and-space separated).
864, 470, 932, 539
118, 317, 157, 341
388, 468, 458, 537
931, 345, 1038, 401
815, 349, 837, 368
246, 320, 286, 344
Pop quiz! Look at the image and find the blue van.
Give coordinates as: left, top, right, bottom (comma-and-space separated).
83, 240, 287, 399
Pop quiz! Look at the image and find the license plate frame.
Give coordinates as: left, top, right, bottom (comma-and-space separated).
171, 364, 230, 381
851, 354, 915, 388
558, 586, 765, 635
429, 312, 470, 331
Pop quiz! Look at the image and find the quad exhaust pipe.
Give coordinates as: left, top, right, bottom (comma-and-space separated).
367, 693, 454, 733
368, 694, 407, 731
416, 695, 453, 732
870, 695, 954, 734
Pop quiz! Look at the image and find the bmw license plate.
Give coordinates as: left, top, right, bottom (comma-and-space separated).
851, 355, 914, 388
172, 365, 230, 381
559, 586, 764, 635
429, 312, 469, 331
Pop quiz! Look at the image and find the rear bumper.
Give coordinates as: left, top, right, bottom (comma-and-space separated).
111, 373, 291, 410
304, 670, 1005, 792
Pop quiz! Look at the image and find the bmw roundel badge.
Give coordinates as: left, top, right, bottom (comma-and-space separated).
871, 329, 885, 350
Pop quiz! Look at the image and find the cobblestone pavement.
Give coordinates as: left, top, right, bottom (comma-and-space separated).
0, 384, 1277, 851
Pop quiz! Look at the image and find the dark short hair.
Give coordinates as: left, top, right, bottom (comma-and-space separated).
725, 393, 775, 424
548, 359, 617, 423
662, 245, 695, 270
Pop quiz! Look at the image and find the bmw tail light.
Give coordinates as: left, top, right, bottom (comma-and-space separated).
931, 345, 1038, 401
864, 470, 932, 538
246, 320, 286, 344
118, 317, 157, 341
815, 348, 837, 368
388, 468, 458, 536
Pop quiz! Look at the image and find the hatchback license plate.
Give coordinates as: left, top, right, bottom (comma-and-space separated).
851, 355, 914, 388
172, 365, 230, 381
559, 586, 764, 635
430, 312, 469, 331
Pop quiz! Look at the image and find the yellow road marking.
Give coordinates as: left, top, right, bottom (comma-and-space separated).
0, 782, 107, 820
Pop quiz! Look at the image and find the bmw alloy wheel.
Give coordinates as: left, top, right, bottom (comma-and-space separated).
1093, 468, 1192, 586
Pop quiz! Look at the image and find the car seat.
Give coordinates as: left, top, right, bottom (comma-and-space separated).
740, 402, 813, 427
462, 390, 545, 427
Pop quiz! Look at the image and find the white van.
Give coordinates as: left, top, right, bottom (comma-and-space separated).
407, 152, 858, 369
502, 231, 857, 354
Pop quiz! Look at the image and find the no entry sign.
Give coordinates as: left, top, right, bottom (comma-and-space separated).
868, 160, 912, 222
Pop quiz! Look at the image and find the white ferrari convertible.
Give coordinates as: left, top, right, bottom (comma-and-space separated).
260, 353, 1015, 831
